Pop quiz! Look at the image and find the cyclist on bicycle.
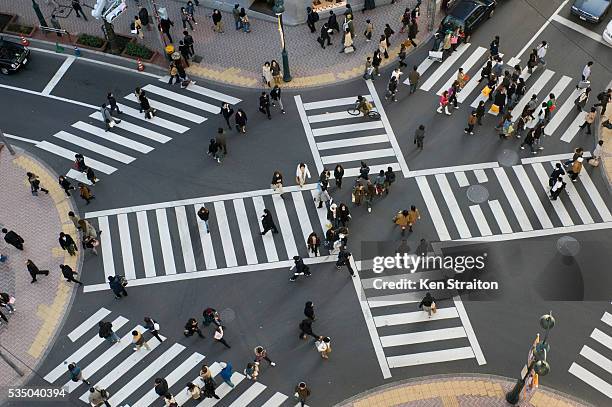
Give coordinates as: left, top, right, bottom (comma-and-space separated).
356, 95, 373, 116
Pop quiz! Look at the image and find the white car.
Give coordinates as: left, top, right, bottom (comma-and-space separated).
604, 19, 612, 44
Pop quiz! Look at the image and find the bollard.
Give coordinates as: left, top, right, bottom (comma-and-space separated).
20, 34, 30, 47
137, 58, 145, 71
55, 42, 64, 53
74, 46, 81, 57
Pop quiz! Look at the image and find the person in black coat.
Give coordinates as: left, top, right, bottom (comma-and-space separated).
327, 11, 339, 33
336, 247, 355, 276
549, 163, 565, 187
235, 109, 247, 133
60, 264, 83, 285
290, 256, 311, 281
318, 23, 332, 48
304, 301, 316, 320
108, 275, 128, 299
59, 232, 78, 256
27, 259, 49, 283
219, 102, 234, 129
2, 228, 24, 250
259, 92, 271, 119
260, 209, 278, 235
334, 164, 344, 188
306, 7, 318, 33
299, 318, 318, 339
154, 377, 169, 397
159, 18, 174, 43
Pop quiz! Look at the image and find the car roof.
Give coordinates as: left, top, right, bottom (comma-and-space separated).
450, 0, 483, 19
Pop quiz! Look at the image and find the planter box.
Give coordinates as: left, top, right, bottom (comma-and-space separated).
121, 39, 157, 62
75, 34, 108, 52
3, 16, 36, 37
0, 13, 15, 32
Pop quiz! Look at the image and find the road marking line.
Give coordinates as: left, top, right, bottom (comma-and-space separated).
116, 104, 190, 133
454, 171, 469, 187
0, 83, 98, 109
531, 163, 574, 226
302, 95, 373, 110
260, 392, 289, 407
175, 206, 197, 272
233, 199, 258, 264
415, 176, 451, 241
291, 192, 314, 257
343, 163, 400, 178
158, 78, 241, 104
316, 134, 389, 150
41, 56, 75, 95
488, 200, 513, 234
196, 372, 245, 406
569, 362, 612, 398
453, 295, 486, 365
156, 208, 177, 275
294, 95, 324, 175
592, 328, 612, 351
36, 141, 117, 174
312, 121, 384, 137
381, 327, 467, 348
545, 88, 582, 136
420, 43, 471, 91
214, 201, 238, 267
436, 46, 487, 96
117, 213, 136, 281
513, 165, 554, 229
603, 312, 612, 327
67, 308, 111, 342
136, 211, 157, 278
65, 169, 93, 185
321, 148, 396, 164
252, 196, 279, 263
367, 292, 421, 307
492, 167, 534, 231
473, 169, 488, 183
553, 14, 612, 47
272, 194, 299, 258
546, 74, 574, 112
142, 84, 220, 114
227, 382, 267, 406
374, 307, 459, 327
581, 345, 612, 375
98, 216, 115, 280
576, 169, 612, 222
124, 93, 206, 123
456, 53, 504, 104
551, 163, 593, 224
2, 133, 38, 144
174, 362, 221, 405
435, 173, 472, 239
469, 205, 493, 236
407, 162, 498, 178
72, 121, 154, 153
387, 347, 475, 368
194, 204, 217, 270
560, 113, 586, 143
361, 269, 446, 290
513, 0, 570, 60
521, 151, 591, 164
511, 69, 555, 122
366, 79, 410, 177
53, 131, 135, 164
307, 110, 356, 123
310, 189, 330, 233
89, 113, 172, 143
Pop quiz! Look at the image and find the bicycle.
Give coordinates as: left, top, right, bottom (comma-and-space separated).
347, 105, 381, 120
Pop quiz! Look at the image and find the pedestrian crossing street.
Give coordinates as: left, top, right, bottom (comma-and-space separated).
352, 257, 485, 379
413, 154, 612, 242
406, 43, 591, 143
294, 79, 409, 179
83, 184, 337, 292
35, 78, 241, 184
569, 306, 612, 399
44, 308, 304, 407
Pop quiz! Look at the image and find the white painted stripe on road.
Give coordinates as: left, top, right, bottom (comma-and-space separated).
107, 343, 185, 406
316, 134, 389, 150
252, 196, 279, 262
159, 78, 242, 104
308, 110, 356, 123
592, 328, 612, 351
454, 171, 469, 187
513, 0, 570, 60
295, 95, 324, 175
132, 352, 205, 407
233, 199, 258, 265
44, 316, 129, 383
581, 345, 612, 375
65, 169, 92, 185
196, 372, 246, 406
469, 205, 492, 236
436, 46, 487, 96
174, 362, 222, 405
456, 53, 504, 104
343, 163, 400, 178
532, 163, 573, 226
553, 163, 593, 225
2, 133, 38, 144
513, 165, 554, 229
560, 113, 586, 143
67, 308, 111, 342
488, 200, 513, 234
473, 169, 488, 183
367, 292, 421, 307
117, 213, 136, 281
227, 382, 266, 406
545, 88, 582, 136
272, 194, 299, 259
41, 56, 75, 95
387, 347, 475, 368
310, 189, 331, 234
143, 84, 220, 114
53, 131, 135, 164
415, 176, 451, 241
89, 112, 172, 143
124, 93, 206, 123
420, 43, 471, 91
136, 211, 157, 278
36, 141, 117, 174
435, 173, 472, 239
553, 14, 612, 47
546, 75, 574, 124
453, 295, 486, 365
321, 148, 396, 164
602, 312, 612, 328
260, 392, 289, 407
175, 206, 197, 272
116, 104, 190, 133
302, 95, 373, 110
0, 83, 98, 109
381, 327, 467, 348
156, 208, 177, 275
373, 307, 459, 327
511, 69, 555, 122
407, 162, 498, 178
312, 121, 384, 137
521, 151, 591, 164
569, 362, 612, 399
493, 167, 533, 232
98, 216, 115, 280
577, 169, 612, 222
194, 205, 217, 270
214, 201, 238, 267
72, 121, 154, 153
291, 192, 315, 257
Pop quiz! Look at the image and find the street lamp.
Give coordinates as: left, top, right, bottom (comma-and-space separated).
31, 0, 49, 28
506, 312, 555, 405
272, 0, 292, 82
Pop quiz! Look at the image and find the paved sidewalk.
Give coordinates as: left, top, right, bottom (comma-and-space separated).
0, 146, 80, 404
2, 0, 436, 88
336, 374, 593, 407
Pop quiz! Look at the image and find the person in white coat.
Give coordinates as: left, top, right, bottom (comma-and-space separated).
295, 163, 311, 187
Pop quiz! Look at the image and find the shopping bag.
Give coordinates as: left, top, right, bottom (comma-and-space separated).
428, 51, 443, 61
490, 104, 500, 114
590, 158, 600, 167
482, 86, 491, 97
431, 302, 437, 313
578, 80, 590, 89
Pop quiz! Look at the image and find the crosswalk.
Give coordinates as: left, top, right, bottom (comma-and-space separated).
407, 43, 591, 142
569, 307, 612, 399
34, 78, 241, 184
353, 256, 485, 378
294, 80, 409, 179
82, 184, 337, 292
413, 155, 612, 242
44, 308, 303, 406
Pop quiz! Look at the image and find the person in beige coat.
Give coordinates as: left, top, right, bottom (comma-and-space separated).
342, 29, 355, 53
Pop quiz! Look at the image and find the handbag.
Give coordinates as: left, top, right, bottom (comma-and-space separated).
344, 46, 354, 54
578, 80, 590, 89
490, 104, 500, 114
482, 86, 491, 96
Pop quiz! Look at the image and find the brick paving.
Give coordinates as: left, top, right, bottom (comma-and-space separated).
335, 375, 593, 407
1, 0, 437, 87
0, 147, 80, 404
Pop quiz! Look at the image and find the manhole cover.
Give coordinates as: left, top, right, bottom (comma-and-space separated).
467, 185, 489, 203
498, 149, 519, 167
556, 236, 580, 256
220, 308, 236, 323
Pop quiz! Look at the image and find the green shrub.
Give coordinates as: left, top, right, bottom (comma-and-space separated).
76, 34, 105, 48
123, 42, 154, 59
6, 23, 34, 34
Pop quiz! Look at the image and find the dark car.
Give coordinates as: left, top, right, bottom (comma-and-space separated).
441, 0, 497, 33
571, 0, 611, 23
0, 37, 30, 75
